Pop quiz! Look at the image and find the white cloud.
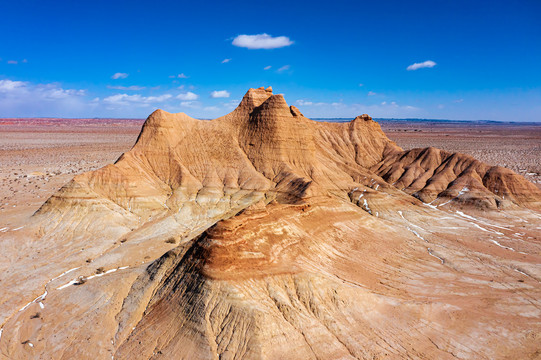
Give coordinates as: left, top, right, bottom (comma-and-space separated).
103, 94, 143, 106
367, 91, 377, 96
107, 85, 146, 90
45, 87, 86, 99
177, 91, 199, 101
146, 94, 173, 102
22, 59, 28, 63
7, 60, 18, 65
220, 99, 240, 110
407, 60, 436, 71
454, 98, 464, 103
291, 95, 423, 118
295, 99, 338, 107
0, 79, 85, 99
359, 83, 364, 87
169, 73, 188, 79
103, 93, 172, 107
0, 79, 26, 91
232, 33, 293, 49
111, 72, 129, 79
264, 65, 272, 70
210, 90, 230, 98
320, 103, 420, 118
277, 65, 290, 73
180, 101, 201, 108
221, 58, 231, 63
0, 79, 91, 116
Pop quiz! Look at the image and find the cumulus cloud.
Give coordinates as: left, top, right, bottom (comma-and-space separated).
169, 73, 188, 79
232, 34, 293, 49
0, 79, 90, 116
103, 93, 172, 107
111, 72, 129, 79
406, 60, 437, 71
0, 77, 429, 119
177, 91, 199, 101
0, 80, 26, 91
107, 85, 145, 90
277, 65, 290, 73
210, 90, 230, 98
221, 58, 231, 63
367, 91, 377, 96
264, 65, 272, 70
46, 88, 86, 98
454, 98, 464, 103
0, 80, 85, 98
7, 60, 18, 65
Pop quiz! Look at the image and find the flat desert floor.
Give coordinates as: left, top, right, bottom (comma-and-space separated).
1, 118, 540, 230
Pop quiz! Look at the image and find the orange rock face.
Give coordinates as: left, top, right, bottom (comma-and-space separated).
1, 87, 540, 359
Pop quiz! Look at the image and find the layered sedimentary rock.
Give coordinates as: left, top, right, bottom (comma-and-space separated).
373, 146, 541, 209
1, 87, 540, 359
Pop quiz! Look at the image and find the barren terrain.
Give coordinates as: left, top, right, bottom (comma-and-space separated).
0, 118, 142, 228
382, 120, 541, 188
0, 93, 540, 359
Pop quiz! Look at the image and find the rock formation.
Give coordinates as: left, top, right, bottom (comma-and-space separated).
1, 87, 540, 359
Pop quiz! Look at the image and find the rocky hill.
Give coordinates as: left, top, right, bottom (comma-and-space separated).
1, 87, 540, 359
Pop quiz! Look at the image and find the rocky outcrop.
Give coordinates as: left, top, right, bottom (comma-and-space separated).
372, 146, 541, 209
1, 87, 540, 360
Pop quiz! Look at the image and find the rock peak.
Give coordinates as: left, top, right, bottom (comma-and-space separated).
354, 114, 373, 122
238, 87, 274, 111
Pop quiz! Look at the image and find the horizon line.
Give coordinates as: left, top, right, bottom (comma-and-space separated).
1, 117, 540, 124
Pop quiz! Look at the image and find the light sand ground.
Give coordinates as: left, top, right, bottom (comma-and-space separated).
0, 118, 142, 227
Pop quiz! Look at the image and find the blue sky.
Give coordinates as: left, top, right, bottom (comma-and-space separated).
1, 0, 540, 120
